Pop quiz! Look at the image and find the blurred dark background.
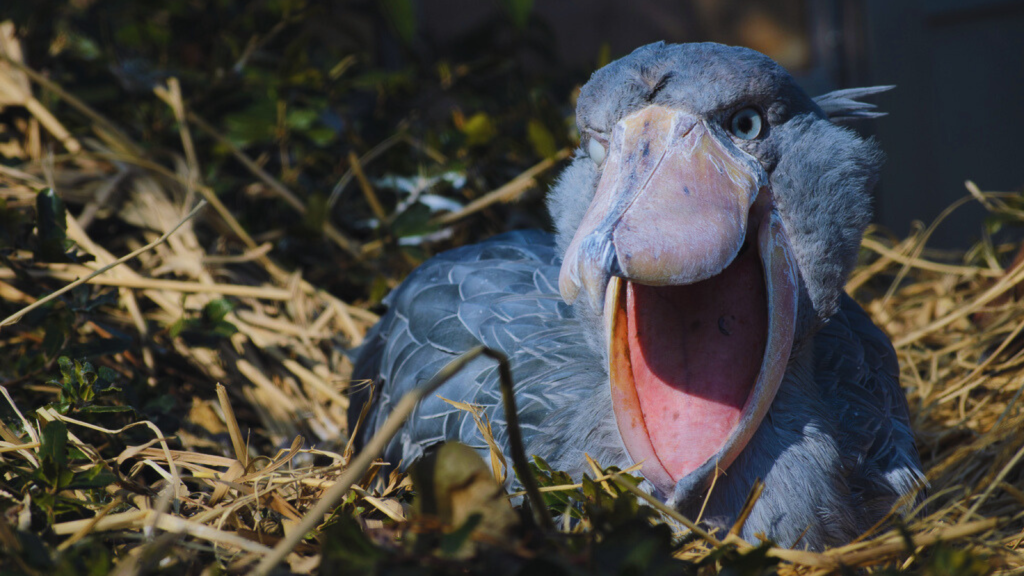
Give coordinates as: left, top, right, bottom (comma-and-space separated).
3, 0, 1023, 284
416, 0, 1024, 247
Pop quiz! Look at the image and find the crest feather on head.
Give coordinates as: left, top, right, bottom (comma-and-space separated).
813, 85, 895, 123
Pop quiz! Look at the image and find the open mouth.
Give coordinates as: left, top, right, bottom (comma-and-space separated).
604, 201, 797, 496
559, 105, 800, 498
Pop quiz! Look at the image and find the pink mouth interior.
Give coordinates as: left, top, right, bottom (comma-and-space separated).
625, 240, 768, 482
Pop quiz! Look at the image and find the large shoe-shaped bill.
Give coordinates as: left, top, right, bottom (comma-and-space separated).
560, 106, 800, 499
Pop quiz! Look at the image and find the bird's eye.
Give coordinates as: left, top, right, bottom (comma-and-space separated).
729, 108, 763, 140
588, 137, 607, 166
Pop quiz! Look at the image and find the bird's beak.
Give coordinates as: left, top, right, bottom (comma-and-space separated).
559, 105, 800, 500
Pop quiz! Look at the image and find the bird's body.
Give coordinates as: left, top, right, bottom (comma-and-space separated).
351, 42, 925, 549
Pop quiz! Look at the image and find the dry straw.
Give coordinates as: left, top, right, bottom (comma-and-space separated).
1, 25, 1023, 575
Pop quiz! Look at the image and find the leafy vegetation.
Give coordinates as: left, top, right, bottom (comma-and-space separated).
0, 1, 1022, 575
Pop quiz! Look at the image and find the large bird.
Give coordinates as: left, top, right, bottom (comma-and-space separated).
350, 42, 925, 549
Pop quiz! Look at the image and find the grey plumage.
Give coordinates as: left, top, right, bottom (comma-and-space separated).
351, 231, 626, 477
350, 42, 925, 550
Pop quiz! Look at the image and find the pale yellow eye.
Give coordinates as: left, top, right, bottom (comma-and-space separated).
730, 107, 763, 140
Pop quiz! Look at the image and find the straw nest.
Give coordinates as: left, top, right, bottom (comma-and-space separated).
1, 22, 1022, 575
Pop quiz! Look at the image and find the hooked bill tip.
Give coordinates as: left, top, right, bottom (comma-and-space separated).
559, 234, 620, 313
558, 266, 581, 305
580, 262, 612, 314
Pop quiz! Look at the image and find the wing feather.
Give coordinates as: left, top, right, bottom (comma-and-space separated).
822, 295, 926, 514
349, 230, 614, 477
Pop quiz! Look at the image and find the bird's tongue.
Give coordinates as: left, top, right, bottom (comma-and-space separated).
625, 241, 767, 483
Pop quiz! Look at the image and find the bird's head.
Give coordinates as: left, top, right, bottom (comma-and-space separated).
547, 42, 885, 501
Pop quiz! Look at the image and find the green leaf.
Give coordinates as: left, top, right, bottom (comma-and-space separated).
169, 317, 189, 338
97, 366, 119, 385
368, 275, 390, 306
36, 421, 72, 490
379, 0, 417, 45
320, 513, 388, 575
39, 421, 69, 471
69, 288, 119, 313
581, 474, 599, 501
52, 399, 73, 415
439, 513, 483, 557
529, 455, 581, 517
211, 321, 238, 338
286, 108, 318, 131
57, 356, 75, 388
532, 454, 553, 473
706, 540, 778, 576
306, 126, 337, 146
461, 112, 497, 146
12, 529, 55, 570
499, 0, 534, 30
223, 100, 277, 147
528, 118, 558, 159
303, 193, 329, 233
593, 517, 692, 576
79, 405, 134, 414
66, 464, 116, 491
390, 204, 438, 240
143, 394, 177, 415
920, 542, 991, 576
410, 442, 518, 557
73, 359, 98, 402
35, 188, 71, 262
63, 30, 102, 61
204, 298, 235, 323
56, 537, 115, 575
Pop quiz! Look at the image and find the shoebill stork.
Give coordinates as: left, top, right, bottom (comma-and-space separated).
349, 42, 925, 549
